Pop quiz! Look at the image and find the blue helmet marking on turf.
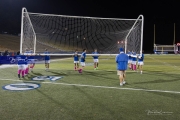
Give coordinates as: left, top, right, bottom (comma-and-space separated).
31, 76, 63, 81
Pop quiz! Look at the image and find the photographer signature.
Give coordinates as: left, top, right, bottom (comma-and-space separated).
145, 109, 173, 115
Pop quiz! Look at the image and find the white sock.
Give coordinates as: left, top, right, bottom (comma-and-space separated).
120, 83, 123, 86
123, 81, 126, 84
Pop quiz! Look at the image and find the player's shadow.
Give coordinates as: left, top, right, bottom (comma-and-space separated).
31, 72, 43, 76
83, 71, 134, 81
35, 89, 78, 119
147, 91, 180, 100
133, 72, 180, 84
84, 71, 115, 80
48, 71, 68, 76
147, 71, 180, 78
133, 78, 180, 85
71, 85, 123, 119
129, 85, 180, 100
21, 73, 44, 81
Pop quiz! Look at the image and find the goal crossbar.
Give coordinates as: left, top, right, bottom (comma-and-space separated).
26, 12, 142, 21
31, 53, 143, 56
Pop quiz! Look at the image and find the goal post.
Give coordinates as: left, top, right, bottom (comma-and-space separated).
125, 15, 144, 55
20, 7, 36, 54
20, 7, 144, 56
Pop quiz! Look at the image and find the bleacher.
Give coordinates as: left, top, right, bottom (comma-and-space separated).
0, 34, 20, 52
0, 34, 74, 54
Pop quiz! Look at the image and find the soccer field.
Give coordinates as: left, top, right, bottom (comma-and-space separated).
0, 54, 180, 120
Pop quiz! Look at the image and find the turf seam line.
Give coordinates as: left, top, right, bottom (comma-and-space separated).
147, 56, 180, 70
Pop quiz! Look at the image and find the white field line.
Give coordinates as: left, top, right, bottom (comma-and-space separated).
147, 56, 180, 70
0, 65, 17, 68
1, 78, 180, 94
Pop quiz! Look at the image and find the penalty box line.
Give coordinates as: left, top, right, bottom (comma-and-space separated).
1, 78, 180, 94
147, 56, 180, 71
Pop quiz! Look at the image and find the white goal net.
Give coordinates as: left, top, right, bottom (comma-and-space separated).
20, 7, 144, 55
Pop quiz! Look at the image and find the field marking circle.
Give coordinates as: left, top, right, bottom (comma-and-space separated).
3, 83, 40, 91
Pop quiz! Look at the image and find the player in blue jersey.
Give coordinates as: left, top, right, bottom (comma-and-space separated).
73, 49, 79, 71
16, 51, 27, 79
24, 48, 30, 75
116, 48, 128, 86
137, 50, 144, 74
92, 49, 100, 70
78, 49, 86, 73
29, 48, 35, 72
131, 50, 137, 71
127, 50, 132, 70
44, 48, 50, 71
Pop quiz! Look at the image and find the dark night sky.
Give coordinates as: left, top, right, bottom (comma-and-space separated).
0, 0, 180, 53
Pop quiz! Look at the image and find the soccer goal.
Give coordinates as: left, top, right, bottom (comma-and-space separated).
20, 7, 144, 55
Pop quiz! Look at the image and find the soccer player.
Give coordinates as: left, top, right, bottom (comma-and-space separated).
73, 49, 79, 70
29, 48, 35, 72
137, 50, 144, 74
78, 49, 86, 73
24, 48, 30, 75
44, 48, 50, 71
131, 51, 137, 71
116, 48, 128, 86
16, 51, 26, 79
127, 50, 132, 70
3, 50, 9, 56
92, 49, 100, 70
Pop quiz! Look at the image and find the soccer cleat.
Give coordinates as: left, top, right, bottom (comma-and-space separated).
123, 81, 126, 84
18, 74, 20, 79
30, 68, 33, 72
120, 83, 123, 86
78, 69, 81, 73
94, 68, 96, 70
79, 69, 82, 73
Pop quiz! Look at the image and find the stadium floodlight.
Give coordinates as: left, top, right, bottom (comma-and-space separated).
20, 7, 144, 55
